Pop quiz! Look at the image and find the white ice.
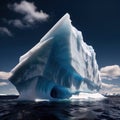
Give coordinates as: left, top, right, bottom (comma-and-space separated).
9, 13, 102, 101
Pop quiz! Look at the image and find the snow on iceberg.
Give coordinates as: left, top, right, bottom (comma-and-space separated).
9, 13, 102, 100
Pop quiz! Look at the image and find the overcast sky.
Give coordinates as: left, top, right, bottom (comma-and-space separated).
0, 0, 120, 95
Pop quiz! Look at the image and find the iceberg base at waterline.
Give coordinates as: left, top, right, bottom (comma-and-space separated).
9, 13, 104, 101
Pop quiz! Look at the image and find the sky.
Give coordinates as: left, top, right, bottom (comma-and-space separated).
0, 0, 120, 71
0, 0, 120, 95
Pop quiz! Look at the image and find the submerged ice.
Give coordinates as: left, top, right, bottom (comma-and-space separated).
9, 13, 101, 100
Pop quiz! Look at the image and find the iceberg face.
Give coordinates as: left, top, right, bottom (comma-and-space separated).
10, 13, 101, 100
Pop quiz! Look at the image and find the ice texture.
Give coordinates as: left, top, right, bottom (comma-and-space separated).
10, 13, 101, 100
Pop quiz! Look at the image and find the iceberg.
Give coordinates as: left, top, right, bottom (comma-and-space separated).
9, 13, 101, 100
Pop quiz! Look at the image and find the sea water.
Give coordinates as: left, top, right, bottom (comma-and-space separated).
0, 96, 120, 120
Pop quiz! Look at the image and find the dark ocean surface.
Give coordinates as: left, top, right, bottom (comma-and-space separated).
0, 96, 120, 120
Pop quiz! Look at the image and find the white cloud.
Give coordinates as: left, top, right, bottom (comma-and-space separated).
100, 82, 120, 95
8, 19, 26, 28
100, 65, 120, 80
8, 1, 49, 24
99, 65, 120, 95
101, 82, 115, 88
0, 27, 13, 37
0, 72, 12, 80
0, 82, 8, 86
100, 78, 120, 95
3, 18, 29, 29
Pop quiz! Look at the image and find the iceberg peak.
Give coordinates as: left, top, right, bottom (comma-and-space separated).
40, 13, 71, 43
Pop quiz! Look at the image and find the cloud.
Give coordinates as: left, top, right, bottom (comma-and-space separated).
101, 82, 115, 88
100, 81, 120, 95
100, 65, 120, 80
0, 82, 8, 86
8, 19, 26, 28
8, 1, 49, 25
99, 65, 120, 95
3, 18, 28, 29
0, 72, 12, 80
0, 27, 13, 37
100, 83, 120, 95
